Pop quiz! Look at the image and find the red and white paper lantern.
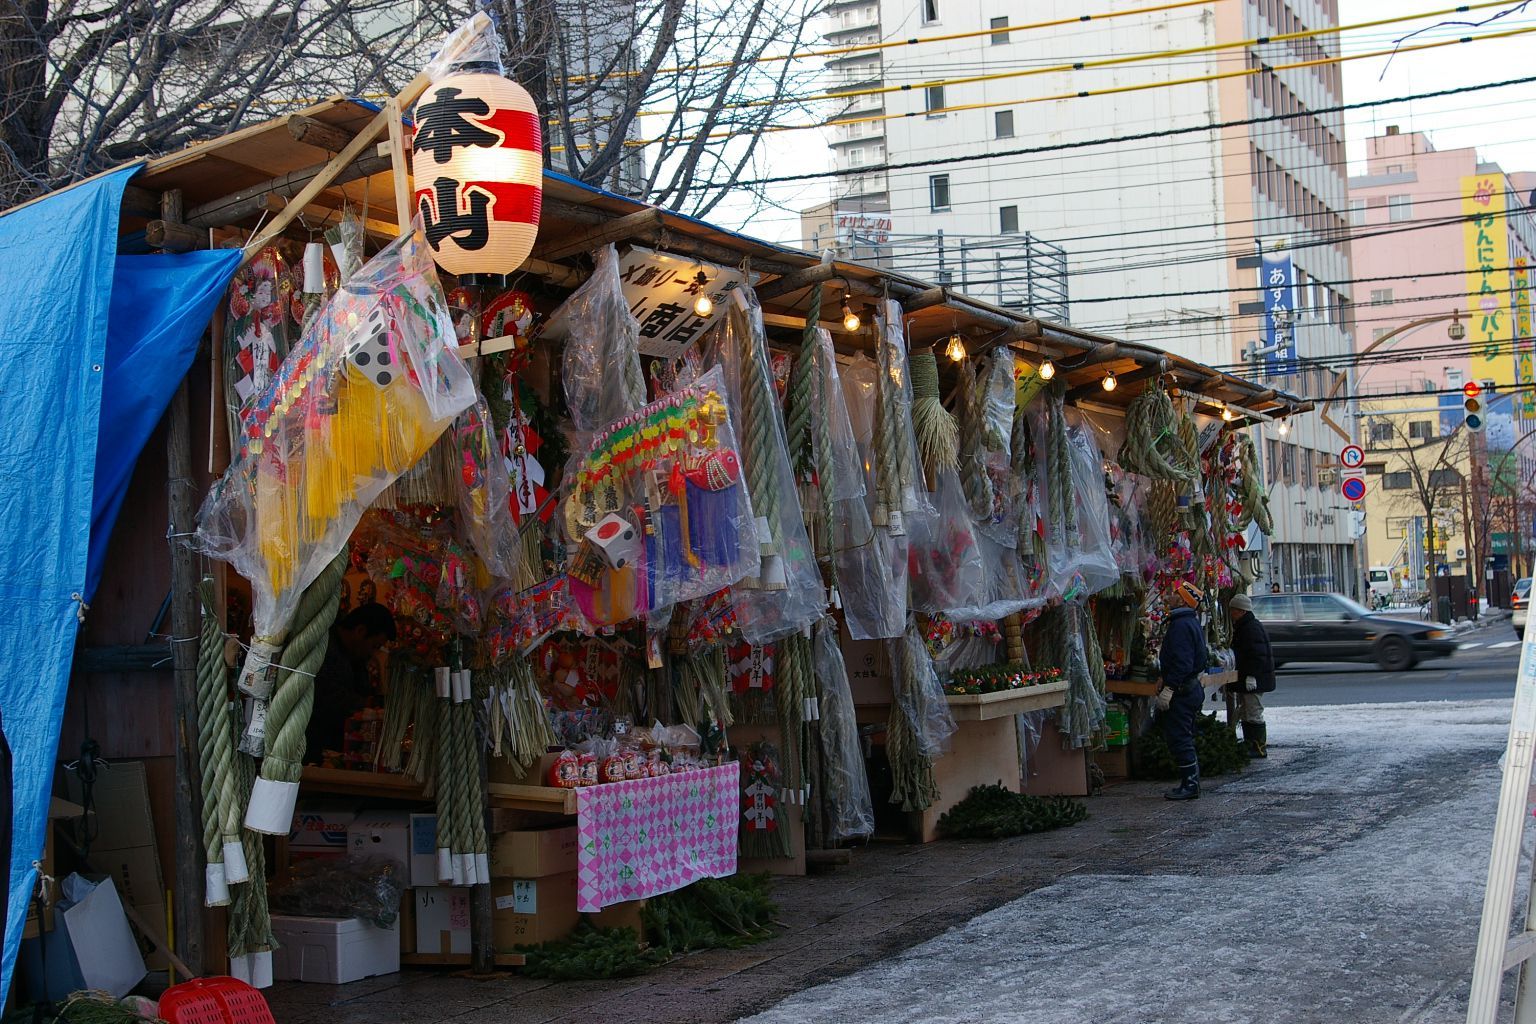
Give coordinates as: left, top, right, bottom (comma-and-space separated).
412, 71, 542, 283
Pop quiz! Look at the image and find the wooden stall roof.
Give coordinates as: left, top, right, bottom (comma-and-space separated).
110, 96, 1302, 420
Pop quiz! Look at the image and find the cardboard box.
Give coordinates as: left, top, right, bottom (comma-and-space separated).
26, 798, 86, 937
840, 637, 891, 706
94, 844, 163, 917
270, 915, 400, 984
488, 751, 558, 787
408, 814, 439, 888
492, 872, 579, 948
348, 811, 411, 871
413, 886, 470, 956
489, 826, 578, 878
62, 763, 155, 850
587, 899, 646, 939
290, 801, 360, 851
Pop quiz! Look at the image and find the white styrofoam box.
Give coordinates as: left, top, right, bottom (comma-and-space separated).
348, 811, 411, 871
269, 915, 399, 984
289, 801, 359, 850
413, 886, 471, 956
408, 813, 439, 888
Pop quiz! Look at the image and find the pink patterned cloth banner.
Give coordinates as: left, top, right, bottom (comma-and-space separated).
574, 762, 740, 912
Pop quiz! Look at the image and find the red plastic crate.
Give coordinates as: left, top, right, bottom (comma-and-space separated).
159, 977, 276, 1024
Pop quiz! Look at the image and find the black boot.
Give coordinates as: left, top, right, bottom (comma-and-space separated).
1164, 764, 1200, 801
1243, 722, 1268, 759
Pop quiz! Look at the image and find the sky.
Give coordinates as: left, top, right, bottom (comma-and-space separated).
681, 0, 1536, 248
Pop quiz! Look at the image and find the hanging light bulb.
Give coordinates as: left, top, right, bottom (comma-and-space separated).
691, 270, 713, 318
1037, 359, 1056, 381
1221, 405, 1235, 422
1278, 419, 1290, 436
842, 297, 861, 333
945, 334, 967, 362
1100, 370, 1118, 392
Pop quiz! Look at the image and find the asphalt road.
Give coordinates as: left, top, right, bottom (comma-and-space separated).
1266, 622, 1523, 705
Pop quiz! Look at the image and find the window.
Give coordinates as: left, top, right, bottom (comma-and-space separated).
1429, 469, 1460, 488
999, 205, 1019, 234
925, 85, 946, 115
989, 15, 1009, 43
929, 174, 951, 211
1253, 595, 1296, 621
1370, 288, 1394, 306
846, 147, 865, 167
1388, 195, 1412, 222
1386, 163, 1404, 174
1386, 517, 1411, 539
1382, 471, 1412, 490
1267, 438, 1279, 485
1281, 443, 1297, 484
922, 0, 939, 24
994, 109, 1014, 138
1349, 198, 1366, 225
1301, 452, 1314, 488
1299, 594, 1352, 622
1369, 421, 1394, 444
1373, 327, 1392, 342
1408, 420, 1433, 440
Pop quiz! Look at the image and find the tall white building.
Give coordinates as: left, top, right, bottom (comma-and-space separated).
811, 0, 1360, 592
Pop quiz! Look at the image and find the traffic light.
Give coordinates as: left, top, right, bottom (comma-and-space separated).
1464, 380, 1486, 433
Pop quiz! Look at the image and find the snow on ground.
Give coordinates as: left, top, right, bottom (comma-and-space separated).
739, 700, 1518, 1024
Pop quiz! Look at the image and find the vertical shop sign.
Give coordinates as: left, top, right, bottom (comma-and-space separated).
1261, 249, 1296, 375
1462, 175, 1516, 389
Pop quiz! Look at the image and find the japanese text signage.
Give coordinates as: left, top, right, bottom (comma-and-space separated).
1461, 175, 1515, 390
1261, 249, 1297, 375
1515, 257, 1533, 416
835, 210, 893, 247
541, 247, 746, 359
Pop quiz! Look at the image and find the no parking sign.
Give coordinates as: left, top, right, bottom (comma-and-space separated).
1341, 475, 1366, 501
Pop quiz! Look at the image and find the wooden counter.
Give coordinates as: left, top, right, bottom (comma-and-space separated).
300, 767, 579, 815
944, 680, 1069, 721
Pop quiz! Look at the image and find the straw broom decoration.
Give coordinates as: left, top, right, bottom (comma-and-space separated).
909, 350, 958, 491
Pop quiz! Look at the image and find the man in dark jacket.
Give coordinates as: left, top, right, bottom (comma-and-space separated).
1228, 593, 1276, 758
1157, 580, 1208, 801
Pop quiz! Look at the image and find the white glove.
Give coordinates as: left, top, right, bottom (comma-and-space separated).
1156, 686, 1174, 712
1245, 676, 1259, 692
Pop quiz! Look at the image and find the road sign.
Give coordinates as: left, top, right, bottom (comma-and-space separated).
1339, 444, 1365, 469
1341, 476, 1366, 501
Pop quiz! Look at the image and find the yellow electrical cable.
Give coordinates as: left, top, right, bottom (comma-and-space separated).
547, 18, 1536, 152
557, 0, 1229, 84
600, 0, 1518, 123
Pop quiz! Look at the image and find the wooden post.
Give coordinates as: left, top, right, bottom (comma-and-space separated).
385, 100, 413, 229
161, 189, 206, 975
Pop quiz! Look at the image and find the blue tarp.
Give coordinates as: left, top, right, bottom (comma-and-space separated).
0, 168, 240, 1003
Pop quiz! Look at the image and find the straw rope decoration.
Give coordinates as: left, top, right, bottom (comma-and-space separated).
1234, 432, 1274, 535
775, 631, 814, 798
680, 646, 734, 730
229, 741, 275, 974
1118, 381, 1196, 482
872, 316, 903, 531
1046, 384, 1077, 554
196, 581, 239, 905
376, 659, 417, 772
810, 336, 840, 590
955, 361, 992, 517
784, 285, 822, 482
1147, 480, 1177, 557
910, 350, 958, 491
435, 696, 461, 879
886, 629, 940, 812
734, 297, 785, 580
260, 548, 348, 790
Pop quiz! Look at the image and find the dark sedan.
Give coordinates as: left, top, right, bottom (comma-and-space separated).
1248, 592, 1457, 671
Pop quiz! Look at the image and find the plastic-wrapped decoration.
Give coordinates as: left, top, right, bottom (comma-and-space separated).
873, 300, 933, 532
835, 352, 908, 639
560, 367, 760, 629
908, 467, 986, 614
559, 245, 647, 436
811, 617, 875, 841
196, 227, 477, 697
712, 289, 825, 644
1066, 410, 1121, 598
891, 619, 957, 758
452, 395, 524, 584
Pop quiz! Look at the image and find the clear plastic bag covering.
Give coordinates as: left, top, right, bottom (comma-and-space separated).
811, 617, 875, 840
196, 227, 475, 647
809, 332, 902, 639
969, 353, 1019, 542
833, 353, 907, 639
713, 290, 825, 644
424, 11, 506, 82
268, 856, 407, 928
947, 530, 1042, 622
1067, 411, 1121, 598
891, 620, 957, 757
560, 366, 760, 630
840, 353, 876, 446
874, 301, 933, 529
1030, 399, 1073, 601
560, 245, 646, 436
453, 395, 523, 583
908, 468, 985, 614
933, 631, 1005, 674
1058, 603, 1107, 748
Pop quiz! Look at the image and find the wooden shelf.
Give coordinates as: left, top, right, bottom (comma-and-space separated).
944, 680, 1068, 721
300, 766, 426, 800
486, 782, 579, 815
1108, 671, 1238, 700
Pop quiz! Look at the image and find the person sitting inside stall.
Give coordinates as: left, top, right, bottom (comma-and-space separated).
305, 603, 396, 763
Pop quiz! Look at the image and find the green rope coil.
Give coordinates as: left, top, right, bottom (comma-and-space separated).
261, 549, 348, 785
774, 631, 814, 798
784, 284, 823, 481
956, 361, 993, 518
196, 581, 235, 886
734, 299, 784, 555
